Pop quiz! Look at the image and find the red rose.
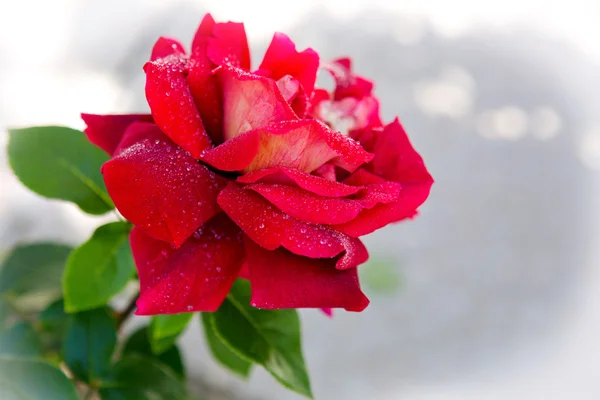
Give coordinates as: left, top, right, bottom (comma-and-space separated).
82, 14, 433, 315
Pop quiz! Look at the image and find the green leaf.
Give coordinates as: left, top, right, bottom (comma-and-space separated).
0, 356, 78, 399
0, 298, 17, 330
8, 126, 114, 214
150, 313, 193, 355
39, 299, 70, 355
99, 355, 188, 400
0, 243, 72, 308
40, 299, 69, 330
201, 312, 252, 378
211, 280, 312, 398
63, 222, 134, 313
123, 327, 185, 379
0, 321, 42, 357
63, 307, 117, 384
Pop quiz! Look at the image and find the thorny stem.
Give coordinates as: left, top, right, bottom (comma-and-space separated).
116, 291, 139, 330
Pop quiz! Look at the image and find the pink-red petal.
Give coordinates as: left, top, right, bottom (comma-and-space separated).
81, 113, 153, 156
308, 88, 330, 115
191, 13, 216, 50
344, 169, 402, 208
144, 54, 212, 158
131, 215, 244, 315
326, 57, 375, 100
242, 120, 340, 173
313, 96, 382, 134
187, 46, 223, 144
218, 183, 368, 269
191, 14, 250, 70
202, 119, 372, 174
150, 37, 186, 61
220, 65, 297, 141
247, 183, 363, 225
207, 21, 251, 70
256, 32, 319, 94
334, 119, 433, 236
237, 167, 361, 197
245, 239, 369, 311
101, 123, 226, 247
321, 308, 333, 317
371, 118, 433, 183
333, 191, 426, 237
276, 75, 309, 117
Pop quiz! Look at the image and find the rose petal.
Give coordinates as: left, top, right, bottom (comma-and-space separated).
187, 47, 223, 144
102, 123, 226, 247
112, 121, 161, 155
308, 88, 330, 115
275, 74, 309, 117
333, 191, 427, 237
191, 14, 250, 70
355, 182, 402, 208
191, 13, 216, 50
312, 164, 337, 181
314, 96, 382, 134
207, 21, 251, 70
144, 54, 212, 158
334, 119, 433, 236
350, 127, 381, 158
321, 308, 333, 317
199, 129, 259, 171
333, 232, 369, 270
245, 239, 369, 311
326, 57, 375, 100
371, 118, 433, 183
247, 183, 363, 225
241, 121, 340, 173
238, 261, 250, 280
237, 167, 361, 197
276, 75, 300, 102
202, 119, 372, 174
131, 215, 244, 315
81, 113, 153, 156
220, 65, 297, 141
188, 15, 224, 143
344, 169, 402, 208
256, 32, 319, 94
218, 183, 368, 269
150, 37, 186, 61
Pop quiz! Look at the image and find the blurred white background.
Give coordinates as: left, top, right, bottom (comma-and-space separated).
1, 1, 600, 399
